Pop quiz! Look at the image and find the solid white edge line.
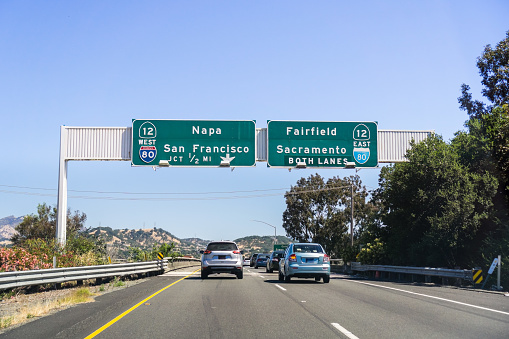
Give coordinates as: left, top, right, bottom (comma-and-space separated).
275, 284, 286, 291
350, 280, 509, 316
331, 323, 360, 339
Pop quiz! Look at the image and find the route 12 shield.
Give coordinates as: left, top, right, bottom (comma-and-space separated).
140, 146, 157, 163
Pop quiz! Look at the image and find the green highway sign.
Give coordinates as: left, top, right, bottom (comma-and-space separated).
267, 121, 378, 168
274, 244, 288, 251
132, 120, 256, 167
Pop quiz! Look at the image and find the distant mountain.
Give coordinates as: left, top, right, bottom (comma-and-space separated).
0, 215, 23, 246
86, 228, 292, 259
234, 235, 292, 256
180, 237, 211, 255
0, 216, 292, 259
87, 226, 206, 258
0, 215, 24, 227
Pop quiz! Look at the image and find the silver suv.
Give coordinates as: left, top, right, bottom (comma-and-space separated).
200, 241, 244, 279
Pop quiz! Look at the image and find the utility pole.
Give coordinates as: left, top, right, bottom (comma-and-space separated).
351, 185, 354, 246
252, 220, 277, 250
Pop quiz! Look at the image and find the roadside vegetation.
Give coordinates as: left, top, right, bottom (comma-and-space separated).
282, 32, 509, 288
1, 203, 180, 272
1, 203, 106, 271
128, 242, 181, 262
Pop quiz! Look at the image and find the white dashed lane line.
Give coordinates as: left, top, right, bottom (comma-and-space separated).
270, 279, 357, 338
275, 284, 286, 291
349, 280, 509, 316
331, 323, 360, 339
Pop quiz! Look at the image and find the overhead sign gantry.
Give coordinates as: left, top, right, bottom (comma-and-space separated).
56, 123, 431, 245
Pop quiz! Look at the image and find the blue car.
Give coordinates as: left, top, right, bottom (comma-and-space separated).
279, 243, 330, 283
254, 253, 269, 268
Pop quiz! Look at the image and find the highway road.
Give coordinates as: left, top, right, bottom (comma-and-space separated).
2, 266, 508, 338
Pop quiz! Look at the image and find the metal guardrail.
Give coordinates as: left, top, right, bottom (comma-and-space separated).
351, 262, 473, 281
167, 257, 201, 271
0, 257, 201, 290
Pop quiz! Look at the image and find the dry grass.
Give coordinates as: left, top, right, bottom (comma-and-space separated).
0, 287, 95, 329
0, 275, 149, 332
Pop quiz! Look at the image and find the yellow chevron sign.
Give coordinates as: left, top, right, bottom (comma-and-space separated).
473, 269, 483, 284
157, 252, 164, 260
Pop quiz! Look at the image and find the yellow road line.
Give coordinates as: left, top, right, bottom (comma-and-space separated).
85, 268, 200, 339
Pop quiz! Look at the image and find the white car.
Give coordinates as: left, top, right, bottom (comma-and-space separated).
200, 241, 244, 279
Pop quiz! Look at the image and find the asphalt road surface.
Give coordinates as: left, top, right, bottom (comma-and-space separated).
2, 267, 508, 338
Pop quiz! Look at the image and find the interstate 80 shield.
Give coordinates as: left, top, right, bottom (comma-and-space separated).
139, 146, 157, 163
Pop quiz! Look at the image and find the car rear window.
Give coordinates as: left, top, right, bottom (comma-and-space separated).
294, 245, 323, 253
275, 252, 285, 258
207, 243, 238, 251
257, 254, 268, 259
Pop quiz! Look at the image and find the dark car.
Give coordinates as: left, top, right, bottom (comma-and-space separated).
266, 250, 285, 273
250, 253, 260, 267
254, 253, 269, 269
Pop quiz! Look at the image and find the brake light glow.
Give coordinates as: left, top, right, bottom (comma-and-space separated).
204, 250, 211, 254
323, 254, 330, 263
233, 250, 240, 254
289, 254, 297, 262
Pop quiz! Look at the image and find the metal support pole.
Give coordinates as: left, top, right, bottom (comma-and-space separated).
252, 220, 277, 250
497, 254, 501, 290
56, 126, 68, 246
350, 185, 354, 246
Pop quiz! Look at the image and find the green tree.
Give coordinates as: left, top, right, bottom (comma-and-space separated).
11, 203, 105, 264
12, 203, 87, 245
128, 246, 148, 262
458, 31, 509, 203
375, 135, 497, 267
458, 31, 509, 118
456, 32, 509, 288
282, 174, 371, 258
11, 204, 55, 244
152, 242, 179, 258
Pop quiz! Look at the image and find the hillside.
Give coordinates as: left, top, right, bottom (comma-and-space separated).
87, 227, 292, 259
234, 236, 292, 256
0, 216, 22, 246
87, 227, 205, 258
0, 216, 292, 259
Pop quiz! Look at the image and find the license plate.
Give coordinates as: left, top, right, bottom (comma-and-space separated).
306, 258, 318, 263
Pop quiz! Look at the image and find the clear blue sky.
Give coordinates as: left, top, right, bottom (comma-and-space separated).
1, 1, 508, 241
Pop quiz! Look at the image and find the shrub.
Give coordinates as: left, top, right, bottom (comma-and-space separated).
0, 237, 105, 272
0, 247, 52, 272
357, 238, 387, 265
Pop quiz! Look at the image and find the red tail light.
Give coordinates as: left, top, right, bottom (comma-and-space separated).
323, 254, 330, 263
233, 250, 240, 254
203, 250, 211, 254
289, 254, 297, 262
